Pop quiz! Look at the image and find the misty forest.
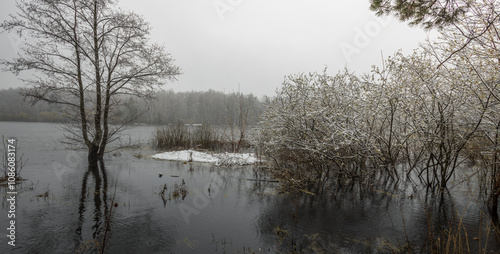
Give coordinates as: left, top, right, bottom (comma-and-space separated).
1, 0, 500, 253
0, 88, 264, 125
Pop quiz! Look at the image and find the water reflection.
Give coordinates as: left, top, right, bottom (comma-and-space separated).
74, 160, 109, 253
1, 122, 500, 253
251, 173, 500, 253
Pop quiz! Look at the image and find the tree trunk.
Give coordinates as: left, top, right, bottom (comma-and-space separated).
91, 0, 103, 164
489, 179, 499, 221
492, 194, 499, 217
490, 124, 500, 219
88, 143, 100, 166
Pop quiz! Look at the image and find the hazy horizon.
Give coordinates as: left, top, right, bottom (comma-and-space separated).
0, 0, 431, 97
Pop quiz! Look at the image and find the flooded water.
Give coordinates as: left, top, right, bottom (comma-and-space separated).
0, 121, 499, 253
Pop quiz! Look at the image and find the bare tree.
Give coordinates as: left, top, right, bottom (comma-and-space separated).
419, 0, 500, 214
1, 0, 180, 164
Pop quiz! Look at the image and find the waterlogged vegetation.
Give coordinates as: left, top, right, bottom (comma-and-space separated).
251, 2, 500, 252
157, 179, 188, 206
153, 122, 254, 153
2, 0, 500, 253
0, 137, 25, 186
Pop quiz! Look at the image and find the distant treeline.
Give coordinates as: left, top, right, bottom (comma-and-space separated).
0, 88, 64, 122
0, 88, 266, 125
132, 89, 265, 125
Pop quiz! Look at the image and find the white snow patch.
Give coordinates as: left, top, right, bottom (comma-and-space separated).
151, 150, 259, 166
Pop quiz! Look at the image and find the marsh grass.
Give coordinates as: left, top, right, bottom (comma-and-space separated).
76, 239, 102, 254
0, 136, 26, 185
424, 203, 499, 253
157, 179, 188, 206
152, 123, 251, 153
171, 179, 188, 200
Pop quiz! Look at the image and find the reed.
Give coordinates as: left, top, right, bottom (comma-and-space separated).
152, 123, 249, 153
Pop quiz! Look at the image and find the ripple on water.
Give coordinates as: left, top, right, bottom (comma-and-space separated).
2, 122, 499, 253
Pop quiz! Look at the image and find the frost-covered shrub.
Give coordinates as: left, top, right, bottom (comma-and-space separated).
258, 70, 372, 187
259, 51, 496, 190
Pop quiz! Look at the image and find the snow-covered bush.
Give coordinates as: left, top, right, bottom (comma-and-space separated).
258, 70, 372, 188
259, 50, 498, 191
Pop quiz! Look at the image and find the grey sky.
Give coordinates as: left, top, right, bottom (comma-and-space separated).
0, 0, 430, 97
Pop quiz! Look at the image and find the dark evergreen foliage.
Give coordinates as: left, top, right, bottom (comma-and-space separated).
370, 0, 469, 29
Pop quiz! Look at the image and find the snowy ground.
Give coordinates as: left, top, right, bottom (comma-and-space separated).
151, 150, 259, 166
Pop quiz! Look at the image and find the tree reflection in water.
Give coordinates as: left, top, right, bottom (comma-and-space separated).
74, 159, 111, 253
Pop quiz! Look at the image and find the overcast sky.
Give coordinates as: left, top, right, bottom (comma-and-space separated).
0, 0, 431, 97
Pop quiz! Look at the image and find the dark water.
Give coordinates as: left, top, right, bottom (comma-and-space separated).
0, 121, 499, 253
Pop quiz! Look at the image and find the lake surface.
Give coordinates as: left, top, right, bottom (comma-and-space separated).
0, 121, 499, 253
